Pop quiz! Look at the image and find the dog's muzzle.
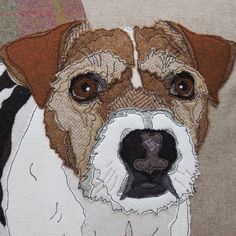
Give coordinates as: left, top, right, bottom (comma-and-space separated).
120, 129, 178, 199
84, 109, 197, 212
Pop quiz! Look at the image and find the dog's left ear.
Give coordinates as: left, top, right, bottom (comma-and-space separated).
0, 20, 89, 108
176, 23, 236, 104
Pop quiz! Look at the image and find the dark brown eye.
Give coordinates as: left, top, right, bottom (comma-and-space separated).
69, 73, 105, 103
169, 72, 195, 99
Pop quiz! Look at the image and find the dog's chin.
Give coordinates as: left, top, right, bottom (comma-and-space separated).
80, 109, 199, 214
80, 167, 197, 215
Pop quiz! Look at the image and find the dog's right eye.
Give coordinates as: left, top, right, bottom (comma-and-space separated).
69, 73, 105, 103
169, 71, 195, 99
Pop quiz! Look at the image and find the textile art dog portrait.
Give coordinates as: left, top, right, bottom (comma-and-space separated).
0, 20, 235, 236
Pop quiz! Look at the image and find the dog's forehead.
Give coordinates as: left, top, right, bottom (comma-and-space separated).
63, 28, 135, 67
133, 24, 194, 66
62, 23, 195, 70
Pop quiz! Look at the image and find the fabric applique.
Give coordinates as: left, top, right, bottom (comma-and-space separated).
0, 19, 235, 236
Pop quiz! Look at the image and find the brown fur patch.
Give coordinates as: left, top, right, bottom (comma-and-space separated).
0, 21, 83, 108
138, 71, 172, 102
61, 28, 134, 70
98, 68, 133, 120
134, 21, 195, 67
44, 108, 78, 175
196, 101, 209, 149
177, 23, 236, 104
107, 86, 171, 117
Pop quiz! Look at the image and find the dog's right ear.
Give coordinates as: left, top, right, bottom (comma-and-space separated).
0, 20, 90, 108
175, 23, 236, 105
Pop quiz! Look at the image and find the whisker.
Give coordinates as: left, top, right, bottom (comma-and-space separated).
186, 169, 194, 177
106, 171, 115, 185
105, 161, 113, 168
176, 170, 186, 177
101, 168, 113, 182
174, 178, 185, 189
110, 176, 118, 191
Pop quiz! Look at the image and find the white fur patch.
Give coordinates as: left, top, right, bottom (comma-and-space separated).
121, 27, 142, 88
4, 106, 85, 236
81, 109, 198, 214
0, 61, 6, 76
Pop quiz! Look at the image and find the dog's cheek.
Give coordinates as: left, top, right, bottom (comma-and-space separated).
171, 96, 207, 146
195, 99, 209, 148
46, 91, 103, 177
75, 103, 104, 178
44, 108, 78, 173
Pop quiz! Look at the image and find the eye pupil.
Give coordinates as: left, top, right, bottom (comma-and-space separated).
82, 83, 91, 92
69, 73, 106, 104
179, 82, 188, 91
169, 71, 195, 99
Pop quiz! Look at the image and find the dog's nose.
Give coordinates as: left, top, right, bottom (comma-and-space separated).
120, 129, 177, 175
134, 132, 168, 174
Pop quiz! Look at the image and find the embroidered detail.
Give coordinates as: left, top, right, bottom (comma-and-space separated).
124, 221, 133, 236
0, 19, 235, 235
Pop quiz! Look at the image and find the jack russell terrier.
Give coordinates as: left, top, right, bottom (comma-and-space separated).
0, 20, 235, 236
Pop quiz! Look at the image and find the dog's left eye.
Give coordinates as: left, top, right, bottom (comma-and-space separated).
69, 73, 105, 103
169, 71, 195, 99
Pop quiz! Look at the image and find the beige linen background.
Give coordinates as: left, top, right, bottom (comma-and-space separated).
82, 1, 236, 235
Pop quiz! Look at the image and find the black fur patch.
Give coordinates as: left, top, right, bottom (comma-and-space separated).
0, 71, 31, 226
0, 71, 15, 92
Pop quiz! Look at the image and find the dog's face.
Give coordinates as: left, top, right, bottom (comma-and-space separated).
1, 20, 235, 214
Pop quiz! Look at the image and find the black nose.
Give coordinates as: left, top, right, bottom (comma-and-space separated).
119, 129, 177, 175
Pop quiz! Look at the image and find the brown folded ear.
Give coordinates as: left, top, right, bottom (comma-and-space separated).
0, 20, 87, 108
177, 24, 236, 104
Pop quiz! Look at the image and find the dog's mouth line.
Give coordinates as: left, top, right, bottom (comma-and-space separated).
140, 182, 158, 189
120, 173, 179, 200
135, 181, 163, 190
